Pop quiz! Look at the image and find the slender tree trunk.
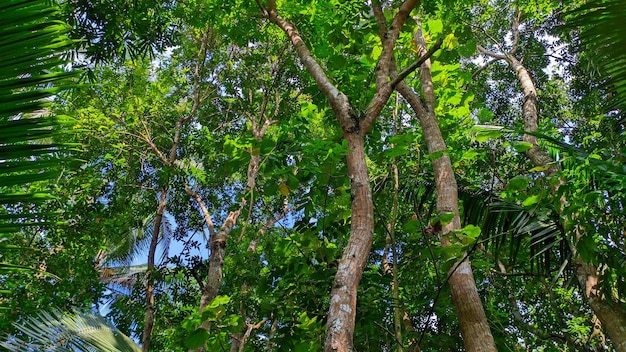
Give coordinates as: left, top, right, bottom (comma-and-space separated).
142, 188, 168, 352
392, 19, 498, 352
188, 45, 285, 350
480, 45, 626, 352
382, 97, 404, 352
326, 132, 373, 351
259, 2, 418, 350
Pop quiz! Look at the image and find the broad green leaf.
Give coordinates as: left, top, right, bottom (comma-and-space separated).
522, 194, 541, 207
508, 176, 531, 191
470, 125, 504, 142
458, 38, 477, 57
426, 19, 443, 36
185, 328, 210, 349
512, 141, 534, 152
459, 224, 481, 239
432, 212, 455, 226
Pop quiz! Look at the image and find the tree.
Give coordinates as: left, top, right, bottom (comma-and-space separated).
4, 0, 626, 351
0, 0, 76, 276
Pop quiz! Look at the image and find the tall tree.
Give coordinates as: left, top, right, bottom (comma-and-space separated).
473, 3, 626, 349
389, 16, 497, 352
255, 1, 423, 350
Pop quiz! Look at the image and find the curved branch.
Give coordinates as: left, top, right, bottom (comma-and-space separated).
362, 0, 419, 134
390, 37, 443, 88
477, 44, 506, 60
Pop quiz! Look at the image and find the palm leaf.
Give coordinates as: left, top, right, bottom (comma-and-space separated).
0, 309, 141, 352
0, 0, 79, 301
565, 0, 626, 115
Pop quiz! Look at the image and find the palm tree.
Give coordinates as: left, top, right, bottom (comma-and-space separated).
1, 309, 141, 352
0, 1, 140, 351
566, 0, 626, 115
0, 0, 76, 274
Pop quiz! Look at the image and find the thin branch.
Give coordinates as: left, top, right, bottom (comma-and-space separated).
238, 318, 268, 352
374, 321, 404, 348
371, 0, 387, 37
184, 186, 216, 239
471, 57, 501, 80
189, 266, 205, 291
262, 2, 348, 117
510, 7, 522, 55
362, 0, 420, 133
390, 37, 444, 88
462, 17, 507, 53
477, 44, 506, 60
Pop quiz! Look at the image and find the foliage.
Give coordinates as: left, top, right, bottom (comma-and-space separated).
0, 0, 78, 305
1, 309, 140, 352
3, 0, 626, 351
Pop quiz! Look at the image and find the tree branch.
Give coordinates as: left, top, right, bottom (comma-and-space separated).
362, 0, 420, 134
389, 37, 444, 88
477, 44, 506, 60
471, 57, 501, 80
261, 3, 352, 125
184, 186, 216, 239
510, 7, 522, 55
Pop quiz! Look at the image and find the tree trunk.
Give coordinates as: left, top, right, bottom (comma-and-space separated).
142, 188, 168, 352
392, 18, 498, 352
500, 49, 626, 352
574, 248, 626, 351
325, 132, 373, 352
259, 2, 418, 350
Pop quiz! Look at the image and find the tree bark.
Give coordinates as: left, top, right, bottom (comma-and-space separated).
259, 1, 418, 350
477, 25, 626, 351
142, 188, 168, 352
574, 246, 626, 351
393, 19, 498, 352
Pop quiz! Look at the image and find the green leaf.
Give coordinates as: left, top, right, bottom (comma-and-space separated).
477, 108, 494, 123
508, 176, 531, 191
512, 141, 534, 152
185, 328, 210, 349
432, 212, 455, 226
459, 224, 481, 239
577, 235, 598, 263
458, 38, 477, 57
470, 125, 504, 142
522, 194, 541, 207
426, 149, 448, 160
426, 19, 443, 36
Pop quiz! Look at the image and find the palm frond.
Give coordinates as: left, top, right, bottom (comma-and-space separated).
0, 0, 79, 302
1, 308, 141, 352
565, 0, 626, 114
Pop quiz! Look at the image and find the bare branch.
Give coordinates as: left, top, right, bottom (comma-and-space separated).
477, 44, 506, 60
238, 318, 268, 352
390, 37, 444, 88
362, 0, 420, 133
510, 7, 522, 54
371, 0, 387, 37
261, 3, 354, 130
184, 186, 216, 239
471, 57, 501, 80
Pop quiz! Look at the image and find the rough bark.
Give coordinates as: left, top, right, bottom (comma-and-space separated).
142, 188, 167, 352
574, 249, 626, 351
477, 19, 626, 350
392, 19, 498, 352
188, 39, 288, 351
258, 1, 419, 350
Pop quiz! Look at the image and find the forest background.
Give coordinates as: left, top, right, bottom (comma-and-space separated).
1, 0, 625, 351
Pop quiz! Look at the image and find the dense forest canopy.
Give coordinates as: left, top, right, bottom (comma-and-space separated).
1, 0, 625, 351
